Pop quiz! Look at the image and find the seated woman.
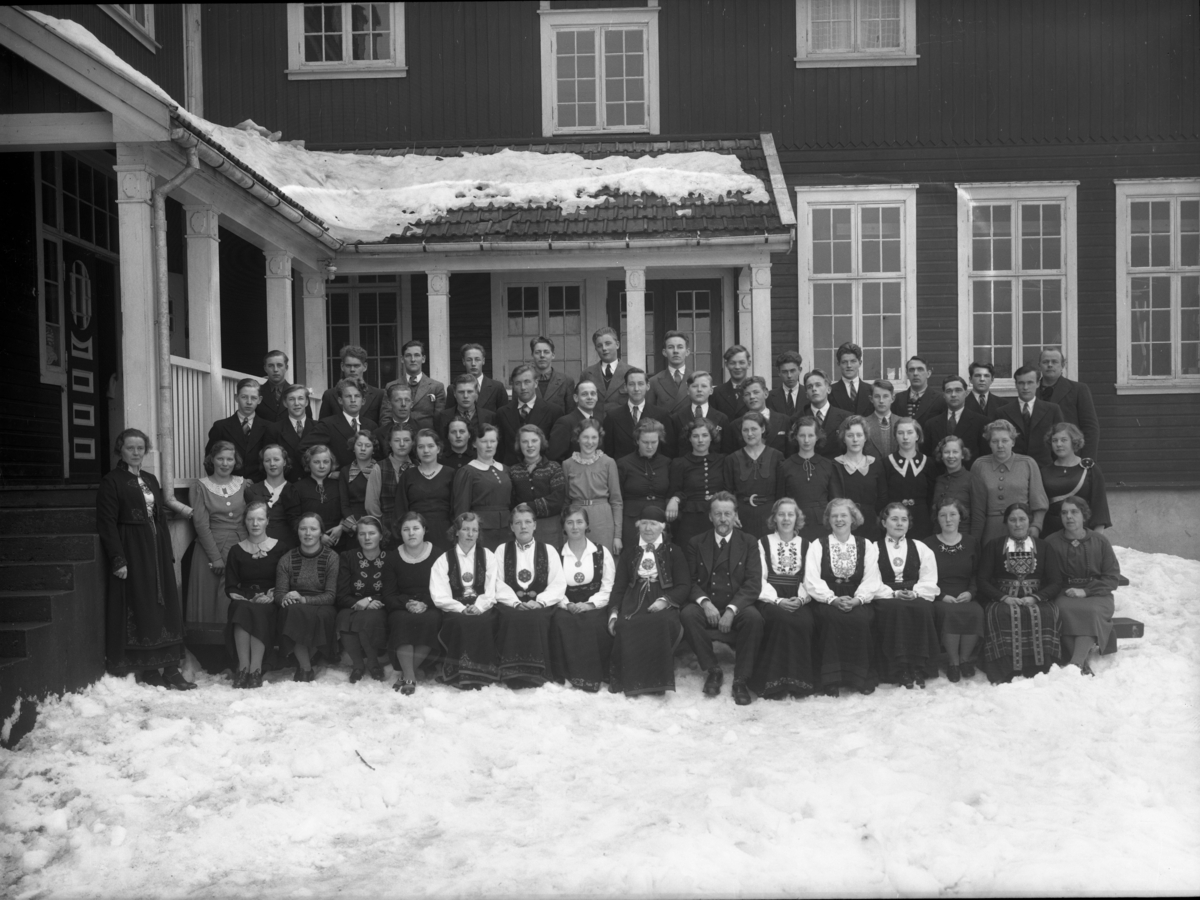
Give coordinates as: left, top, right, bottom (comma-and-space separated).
550, 506, 616, 692
225, 501, 288, 688
338, 429, 380, 551
336, 515, 391, 683
244, 444, 301, 551
275, 512, 340, 682
365, 422, 416, 539
748, 498, 816, 700
492, 504, 567, 687
562, 418, 623, 555
831, 417, 888, 541
667, 418, 728, 550
776, 417, 837, 541
607, 505, 691, 696
294, 445, 346, 552
384, 511, 443, 695
452, 424, 512, 550
872, 502, 940, 688
803, 498, 885, 696
970, 420, 1049, 546
923, 497, 984, 683
395, 429, 456, 553
430, 512, 500, 689
1046, 496, 1121, 676
188, 440, 247, 624
723, 412, 784, 539
978, 502, 1064, 684
509, 424, 567, 549
883, 418, 936, 540
616, 418, 672, 550
932, 436, 972, 534
1040, 422, 1112, 539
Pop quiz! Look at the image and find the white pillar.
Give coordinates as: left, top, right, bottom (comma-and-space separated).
737, 267, 753, 364
624, 266, 646, 375
184, 203, 224, 425
302, 273, 328, 410
264, 250, 294, 360
114, 163, 161, 474
749, 263, 773, 380
427, 270, 450, 386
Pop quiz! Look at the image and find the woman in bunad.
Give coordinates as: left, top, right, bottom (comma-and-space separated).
803, 498, 885, 697
492, 503, 568, 687
1045, 496, 1122, 676
336, 429, 380, 551
723, 412, 784, 540
978, 502, 1065, 684
830, 417, 888, 541
509, 424, 568, 550
294, 444, 347, 551
188, 440, 248, 624
562, 418, 623, 555
394, 429, 456, 555
225, 501, 288, 688
747, 498, 816, 700
970, 420, 1049, 546
923, 497, 984, 683
1039, 422, 1112, 539
365, 422, 416, 541
244, 444, 301, 552
606, 505, 692, 696
452, 424, 512, 551
932, 436, 972, 533
550, 506, 616, 692
430, 512, 501, 689
274, 512, 340, 682
384, 511, 443, 695
871, 502, 941, 689
335, 515, 391, 684
439, 416, 476, 471
667, 418, 728, 550
776, 416, 837, 542
882, 417, 936, 540
616, 418, 672, 550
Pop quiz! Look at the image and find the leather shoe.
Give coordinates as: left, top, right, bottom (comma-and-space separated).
960, 660, 976, 679
247, 670, 263, 689
162, 667, 197, 691
731, 681, 752, 706
822, 685, 839, 697
349, 668, 365, 684
232, 668, 248, 689
946, 664, 961, 683
368, 667, 386, 682
702, 668, 724, 697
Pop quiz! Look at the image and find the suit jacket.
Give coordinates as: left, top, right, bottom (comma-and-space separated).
802, 404, 851, 459
536, 369, 576, 415
710, 379, 749, 421
829, 378, 875, 416
206, 414, 272, 482
256, 380, 293, 423
302, 412, 380, 469
549, 407, 606, 462
891, 388, 947, 425
923, 407, 991, 466
381, 374, 446, 432
996, 399, 1065, 467
266, 414, 317, 482
672, 406, 730, 457
475, 375, 508, 413
724, 410, 791, 455
1041, 377, 1100, 458
318, 384, 386, 424
965, 391, 1006, 422
496, 397, 563, 466
766, 385, 805, 418
686, 528, 762, 613
862, 413, 894, 461
580, 360, 632, 410
647, 367, 691, 414
602, 403, 675, 461
433, 406, 497, 444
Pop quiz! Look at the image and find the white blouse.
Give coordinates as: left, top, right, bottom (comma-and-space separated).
803, 537, 884, 604
559, 540, 616, 608
429, 543, 498, 612
758, 535, 809, 603
874, 537, 939, 601
493, 541, 568, 608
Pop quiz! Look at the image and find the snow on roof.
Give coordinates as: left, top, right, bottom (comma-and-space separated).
24, 10, 773, 245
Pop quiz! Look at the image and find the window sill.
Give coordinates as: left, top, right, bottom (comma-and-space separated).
40, 370, 68, 388
1114, 382, 1200, 395
286, 66, 408, 81
99, 5, 158, 52
549, 126, 653, 137
794, 54, 919, 69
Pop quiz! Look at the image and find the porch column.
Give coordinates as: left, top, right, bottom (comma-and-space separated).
737, 267, 753, 358
624, 266, 646, 376
114, 164, 161, 474
184, 203, 223, 426
264, 250, 295, 360
427, 270, 450, 386
302, 273, 328, 410
749, 263, 773, 380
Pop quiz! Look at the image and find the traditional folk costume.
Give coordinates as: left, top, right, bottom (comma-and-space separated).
748, 534, 815, 698
872, 534, 941, 684
430, 541, 500, 688
978, 536, 1063, 683
550, 540, 616, 692
493, 539, 568, 686
335, 547, 390, 675
804, 535, 884, 692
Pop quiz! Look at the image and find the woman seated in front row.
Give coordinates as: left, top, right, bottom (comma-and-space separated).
335, 515, 391, 684
872, 502, 940, 689
430, 512, 500, 689
551, 506, 616, 692
385, 511, 443, 695
924, 497, 984, 683
275, 512, 341, 682
225, 501, 288, 688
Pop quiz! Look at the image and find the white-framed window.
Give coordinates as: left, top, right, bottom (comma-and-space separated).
955, 182, 1078, 385
325, 274, 402, 387
286, 2, 406, 80
100, 4, 158, 51
504, 283, 586, 380
796, 185, 918, 383
1115, 179, 1200, 394
539, 4, 660, 137
795, 0, 918, 68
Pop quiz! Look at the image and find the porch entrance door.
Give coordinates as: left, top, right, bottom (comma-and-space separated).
62, 241, 116, 483
608, 278, 723, 377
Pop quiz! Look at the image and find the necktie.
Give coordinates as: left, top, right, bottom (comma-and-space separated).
352, 417, 360, 432
785, 390, 795, 415
603, 365, 612, 387
242, 417, 251, 435
673, 369, 682, 386
520, 404, 530, 422
694, 405, 703, 420
815, 409, 825, 428
949, 410, 957, 426
882, 416, 889, 431
908, 394, 920, 418
295, 419, 304, 437
410, 376, 420, 390
631, 405, 640, 425
848, 382, 857, 401
1022, 403, 1032, 431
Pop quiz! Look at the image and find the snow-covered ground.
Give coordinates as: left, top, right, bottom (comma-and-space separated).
3, 545, 1199, 898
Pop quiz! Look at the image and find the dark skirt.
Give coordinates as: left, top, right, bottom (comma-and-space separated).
1054, 593, 1115, 652
811, 602, 876, 691
550, 606, 614, 692
736, 499, 773, 540
495, 604, 555, 686
748, 602, 816, 697
388, 603, 443, 650
933, 599, 986, 638
336, 607, 387, 653
278, 603, 337, 655
225, 599, 279, 669
671, 511, 711, 550
480, 527, 508, 552
610, 607, 683, 696
872, 597, 940, 680
982, 600, 1061, 683
438, 608, 499, 687
106, 520, 185, 674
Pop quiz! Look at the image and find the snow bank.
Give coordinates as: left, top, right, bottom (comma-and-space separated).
2, 546, 1199, 897
24, 11, 771, 244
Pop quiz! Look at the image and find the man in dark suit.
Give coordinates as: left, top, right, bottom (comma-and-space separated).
680, 493, 764, 705
923, 375, 990, 466
1039, 347, 1100, 458
602, 367, 674, 460
303, 379, 379, 469
381, 340, 445, 432
710, 344, 751, 421
671, 371, 730, 456
257, 350, 293, 423
549, 376, 606, 462
461, 342, 507, 413
724, 376, 790, 454
891, 355, 947, 426
434, 373, 497, 443
495, 364, 563, 466
530, 335, 575, 415
801, 368, 851, 459
829, 341, 875, 416
266, 384, 317, 481
646, 330, 692, 414
580, 326, 631, 411
996, 366, 1065, 467
317, 344, 386, 423
374, 383, 416, 450
766, 350, 805, 418
206, 378, 271, 482
966, 361, 1006, 421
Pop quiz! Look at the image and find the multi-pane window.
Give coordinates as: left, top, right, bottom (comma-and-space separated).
505, 284, 585, 381
116, 4, 153, 34
675, 290, 713, 375
325, 274, 400, 388
287, 2, 405, 79
796, 0, 917, 67
41, 238, 64, 376
101, 4, 156, 47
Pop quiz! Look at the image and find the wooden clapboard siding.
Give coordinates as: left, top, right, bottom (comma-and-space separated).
0, 46, 103, 115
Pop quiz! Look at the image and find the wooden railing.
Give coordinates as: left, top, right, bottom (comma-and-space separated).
169, 356, 259, 487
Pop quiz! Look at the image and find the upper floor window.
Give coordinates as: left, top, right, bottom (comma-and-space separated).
539, 4, 660, 136
100, 4, 158, 51
1115, 179, 1200, 394
795, 0, 918, 68
286, 2, 406, 80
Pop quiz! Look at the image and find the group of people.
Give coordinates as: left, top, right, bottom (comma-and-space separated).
96, 330, 1120, 700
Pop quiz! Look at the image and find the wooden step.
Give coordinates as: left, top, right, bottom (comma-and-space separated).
0, 534, 96, 563
0, 590, 66, 622
0, 620, 53, 658
0, 507, 96, 535
0, 486, 99, 508
0, 561, 75, 592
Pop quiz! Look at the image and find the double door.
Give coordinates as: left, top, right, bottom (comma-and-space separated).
607, 278, 723, 376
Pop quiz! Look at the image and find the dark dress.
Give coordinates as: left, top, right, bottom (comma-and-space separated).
776, 454, 837, 541
243, 480, 301, 550
395, 465, 456, 552
882, 454, 936, 539
439, 447, 475, 471
922, 533, 984, 638
509, 457, 568, 548
748, 535, 816, 698
872, 537, 940, 682
668, 452, 728, 549
608, 540, 691, 696
274, 547, 340, 658
616, 452, 672, 549
384, 545, 443, 654
452, 462, 513, 550
1039, 459, 1112, 538
978, 537, 1064, 683
550, 542, 615, 692
294, 475, 347, 540
335, 548, 390, 665
337, 464, 374, 551
96, 466, 185, 674
932, 469, 972, 533
224, 539, 288, 669
832, 456, 888, 540
1046, 530, 1121, 654
808, 536, 878, 692
724, 446, 783, 539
